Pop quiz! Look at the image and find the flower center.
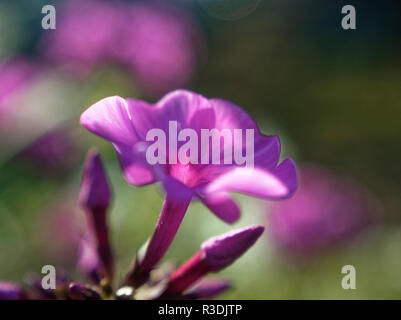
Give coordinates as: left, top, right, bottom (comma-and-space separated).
168, 163, 208, 189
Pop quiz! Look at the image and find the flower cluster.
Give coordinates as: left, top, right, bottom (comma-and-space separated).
0, 90, 297, 299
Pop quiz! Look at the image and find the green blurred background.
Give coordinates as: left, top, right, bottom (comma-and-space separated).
0, 0, 400, 299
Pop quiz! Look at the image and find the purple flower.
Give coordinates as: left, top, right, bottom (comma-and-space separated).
269, 166, 377, 256
78, 149, 114, 281
81, 89, 297, 285
0, 282, 27, 300
161, 226, 264, 298
42, 0, 204, 97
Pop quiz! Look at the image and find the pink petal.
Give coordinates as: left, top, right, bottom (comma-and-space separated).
210, 98, 281, 169
157, 90, 212, 128
127, 90, 210, 136
115, 143, 156, 186
80, 96, 137, 146
204, 166, 294, 199
210, 98, 259, 132
188, 107, 216, 134
253, 135, 281, 170
198, 193, 240, 224
126, 98, 165, 139
273, 158, 298, 198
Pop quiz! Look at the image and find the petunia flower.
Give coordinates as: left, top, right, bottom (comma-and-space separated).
81, 89, 297, 286
160, 225, 264, 298
268, 166, 377, 257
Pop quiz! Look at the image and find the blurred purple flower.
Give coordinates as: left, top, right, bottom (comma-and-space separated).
19, 125, 80, 173
81, 90, 297, 285
0, 282, 27, 300
24, 272, 70, 300
269, 166, 377, 256
68, 282, 101, 300
0, 61, 79, 164
161, 225, 264, 298
0, 59, 38, 126
41, 0, 124, 76
119, 1, 204, 97
42, 0, 204, 97
40, 200, 84, 264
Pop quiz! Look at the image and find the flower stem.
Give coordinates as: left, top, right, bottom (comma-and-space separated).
125, 194, 191, 287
